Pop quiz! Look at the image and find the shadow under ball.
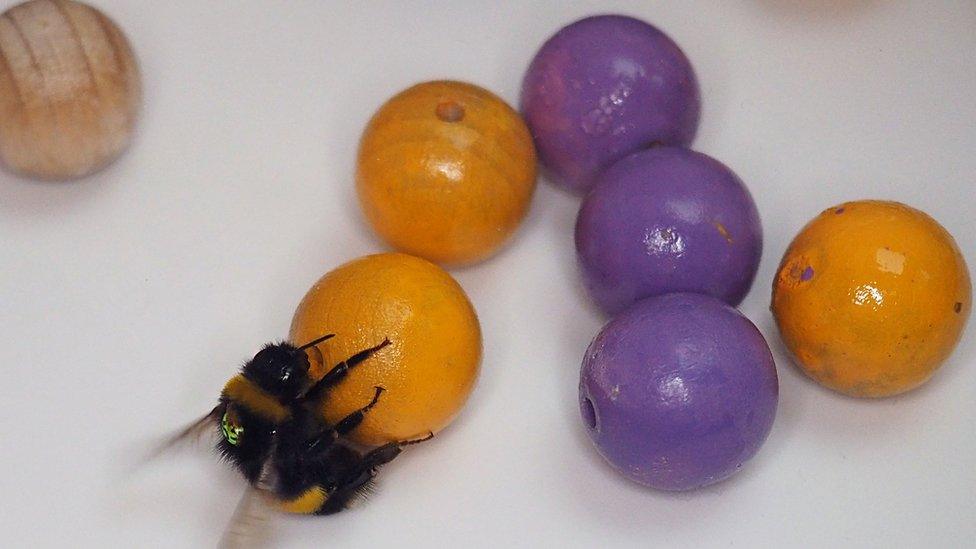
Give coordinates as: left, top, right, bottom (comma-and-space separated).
0, 0, 141, 180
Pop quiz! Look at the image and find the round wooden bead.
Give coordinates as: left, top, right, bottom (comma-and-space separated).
291, 253, 482, 447
772, 201, 971, 397
357, 81, 537, 266
0, 0, 141, 180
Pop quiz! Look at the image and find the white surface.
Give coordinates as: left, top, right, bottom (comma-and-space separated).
0, 1, 973, 547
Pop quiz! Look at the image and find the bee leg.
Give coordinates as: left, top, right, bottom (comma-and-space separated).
316, 470, 376, 515
316, 433, 434, 516
302, 339, 391, 401
362, 431, 435, 469
333, 386, 385, 435
304, 387, 385, 455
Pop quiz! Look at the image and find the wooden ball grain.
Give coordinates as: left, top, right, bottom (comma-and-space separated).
0, 0, 141, 180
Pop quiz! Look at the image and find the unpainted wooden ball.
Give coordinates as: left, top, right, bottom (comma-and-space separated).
0, 0, 141, 180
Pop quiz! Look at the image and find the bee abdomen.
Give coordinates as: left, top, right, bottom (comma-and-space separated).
276, 485, 328, 515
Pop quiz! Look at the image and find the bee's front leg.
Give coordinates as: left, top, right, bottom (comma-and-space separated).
302, 340, 391, 402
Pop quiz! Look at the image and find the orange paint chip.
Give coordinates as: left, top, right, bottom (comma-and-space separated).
876, 247, 906, 275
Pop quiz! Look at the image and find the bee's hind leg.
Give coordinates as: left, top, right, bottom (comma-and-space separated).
316, 469, 376, 515
362, 431, 435, 469
315, 433, 434, 516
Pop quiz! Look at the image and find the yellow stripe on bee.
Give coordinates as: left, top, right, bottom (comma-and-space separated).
221, 375, 291, 423
278, 486, 328, 514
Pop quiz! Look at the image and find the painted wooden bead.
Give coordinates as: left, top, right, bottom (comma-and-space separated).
0, 0, 141, 180
291, 253, 482, 447
357, 80, 537, 266
521, 15, 700, 193
575, 147, 762, 315
579, 293, 778, 490
772, 201, 971, 397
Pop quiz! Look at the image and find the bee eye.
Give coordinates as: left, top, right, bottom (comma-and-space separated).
221, 411, 245, 446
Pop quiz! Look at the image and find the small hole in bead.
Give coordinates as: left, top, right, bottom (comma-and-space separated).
581, 397, 597, 430
436, 101, 465, 122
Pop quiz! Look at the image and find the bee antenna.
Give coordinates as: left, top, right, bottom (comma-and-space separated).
296, 333, 336, 352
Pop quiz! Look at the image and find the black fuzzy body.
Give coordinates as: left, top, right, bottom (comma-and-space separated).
212, 340, 415, 515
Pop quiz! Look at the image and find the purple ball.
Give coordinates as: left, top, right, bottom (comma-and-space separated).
575, 147, 762, 315
578, 293, 778, 491
521, 15, 700, 193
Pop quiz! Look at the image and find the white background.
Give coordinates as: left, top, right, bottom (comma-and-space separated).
0, 1, 973, 547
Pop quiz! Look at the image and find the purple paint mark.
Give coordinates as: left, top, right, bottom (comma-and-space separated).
800, 266, 814, 281
835, 208, 845, 214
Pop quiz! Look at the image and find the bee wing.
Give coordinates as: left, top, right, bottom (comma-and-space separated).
219, 454, 279, 549
217, 485, 277, 549
142, 405, 223, 464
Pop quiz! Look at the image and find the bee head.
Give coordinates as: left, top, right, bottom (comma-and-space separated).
244, 343, 311, 401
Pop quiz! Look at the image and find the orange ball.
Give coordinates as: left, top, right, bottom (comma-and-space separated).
290, 253, 482, 446
772, 201, 971, 397
356, 80, 537, 266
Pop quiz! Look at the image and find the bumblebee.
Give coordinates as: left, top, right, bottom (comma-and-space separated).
169, 333, 432, 544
